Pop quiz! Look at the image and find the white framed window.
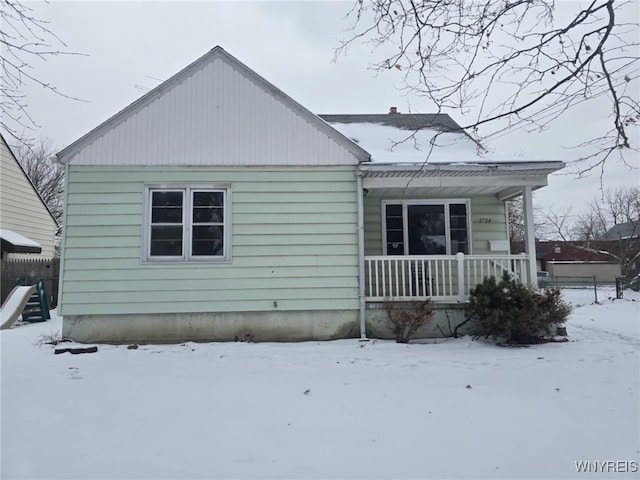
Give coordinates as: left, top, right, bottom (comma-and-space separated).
143, 184, 231, 263
382, 199, 471, 255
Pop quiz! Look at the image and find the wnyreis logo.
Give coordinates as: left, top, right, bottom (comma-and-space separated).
575, 460, 638, 473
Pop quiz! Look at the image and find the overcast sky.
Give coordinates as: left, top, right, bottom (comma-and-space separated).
10, 0, 640, 220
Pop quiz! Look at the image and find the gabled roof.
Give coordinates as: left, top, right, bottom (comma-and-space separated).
56, 46, 370, 166
598, 222, 639, 240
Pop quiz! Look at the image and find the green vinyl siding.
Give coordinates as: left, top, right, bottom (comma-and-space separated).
60, 165, 358, 316
364, 194, 508, 255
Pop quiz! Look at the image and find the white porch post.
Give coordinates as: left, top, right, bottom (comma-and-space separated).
522, 186, 538, 288
456, 252, 465, 301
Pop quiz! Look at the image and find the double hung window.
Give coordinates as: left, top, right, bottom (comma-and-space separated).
383, 200, 470, 255
145, 185, 229, 262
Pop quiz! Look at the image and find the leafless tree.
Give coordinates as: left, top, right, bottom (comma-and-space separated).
573, 186, 640, 275
336, 0, 639, 174
1, 0, 84, 145
12, 137, 64, 225
507, 197, 552, 246
573, 186, 639, 240
537, 206, 574, 241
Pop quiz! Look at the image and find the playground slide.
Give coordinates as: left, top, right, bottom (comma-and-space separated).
0, 285, 37, 330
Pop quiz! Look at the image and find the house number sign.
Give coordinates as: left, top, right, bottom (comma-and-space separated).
478, 217, 492, 223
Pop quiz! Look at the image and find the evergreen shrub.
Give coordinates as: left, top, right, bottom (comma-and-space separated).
465, 273, 571, 344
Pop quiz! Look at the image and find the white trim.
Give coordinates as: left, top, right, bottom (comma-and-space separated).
381, 199, 472, 256
522, 186, 537, 288
142, 183, 232, 264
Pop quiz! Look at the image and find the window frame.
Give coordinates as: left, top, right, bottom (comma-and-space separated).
381, 199, 473, 256
143, 183, 231, 264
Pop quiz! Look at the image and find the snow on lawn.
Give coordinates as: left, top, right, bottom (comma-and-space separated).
1, 301, 639, 479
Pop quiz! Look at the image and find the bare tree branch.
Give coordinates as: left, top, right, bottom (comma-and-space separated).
11, 137, 64, 226
336, 0, 639, 174
0, 0, 87, 145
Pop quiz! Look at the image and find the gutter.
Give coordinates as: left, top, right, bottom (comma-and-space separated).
359, 161, 565, 174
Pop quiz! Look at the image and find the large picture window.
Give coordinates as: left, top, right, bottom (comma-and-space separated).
383, 200, 470, 255
145, 185, 230, 262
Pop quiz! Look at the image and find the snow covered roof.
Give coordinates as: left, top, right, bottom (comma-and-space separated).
319, 113, 564, 197
319, 113, 553, 165
320, 113, 488, 164
0, 229, 42, 255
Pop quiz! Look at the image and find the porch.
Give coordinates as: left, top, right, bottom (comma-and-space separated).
364, 253, 530, 303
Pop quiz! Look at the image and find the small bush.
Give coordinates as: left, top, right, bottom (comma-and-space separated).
465, 274, 571, 345
384, 299, 435, 343
34, 332, 63, 347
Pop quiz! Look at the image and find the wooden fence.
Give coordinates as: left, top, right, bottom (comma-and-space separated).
1, 258, 60, 308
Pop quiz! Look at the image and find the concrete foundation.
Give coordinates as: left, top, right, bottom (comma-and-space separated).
62, 309, 360, 344
365, 302, 470, 339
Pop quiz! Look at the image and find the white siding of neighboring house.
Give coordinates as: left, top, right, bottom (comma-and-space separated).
0, 136, 57, 259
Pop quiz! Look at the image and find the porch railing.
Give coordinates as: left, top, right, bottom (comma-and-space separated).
364, 253, 530, 302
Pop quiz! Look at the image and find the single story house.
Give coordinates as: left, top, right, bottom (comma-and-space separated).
0, 134, 58, 259
55, 46, 563, 343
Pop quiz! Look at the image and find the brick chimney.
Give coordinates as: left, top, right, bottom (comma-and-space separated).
389, 106, 398, 114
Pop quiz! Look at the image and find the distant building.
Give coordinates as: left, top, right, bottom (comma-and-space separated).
512, 241, 622, 282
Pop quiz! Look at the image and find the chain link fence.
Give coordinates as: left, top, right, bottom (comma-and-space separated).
615, 276, 640, 302
541, 276, 625, 307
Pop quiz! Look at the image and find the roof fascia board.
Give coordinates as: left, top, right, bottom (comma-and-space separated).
55, 46, 370, 164
359, 161, 564, 174
363, 174, 550, 190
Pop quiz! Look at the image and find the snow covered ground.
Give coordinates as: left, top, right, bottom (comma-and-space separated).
1, 300, 639, 479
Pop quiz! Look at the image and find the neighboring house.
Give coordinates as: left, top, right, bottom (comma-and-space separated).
513, 241, 622, 282
55, 46, 563, 343
597, 222, 640, 277
599, 222, 639, 241
0, 134, 58, 259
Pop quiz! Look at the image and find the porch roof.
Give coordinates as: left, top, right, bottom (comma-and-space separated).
359, 161, 564, 200
0, 229, 42, 255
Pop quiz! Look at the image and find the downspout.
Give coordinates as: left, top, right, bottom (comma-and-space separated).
356, 169, 367, 339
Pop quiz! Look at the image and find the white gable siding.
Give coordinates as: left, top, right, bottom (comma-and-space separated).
64, 56, 360, 167
0, 137, 57, 258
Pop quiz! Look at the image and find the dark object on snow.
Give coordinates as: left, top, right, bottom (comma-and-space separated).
54, 345, 98, 355
127, 344, 139, 350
